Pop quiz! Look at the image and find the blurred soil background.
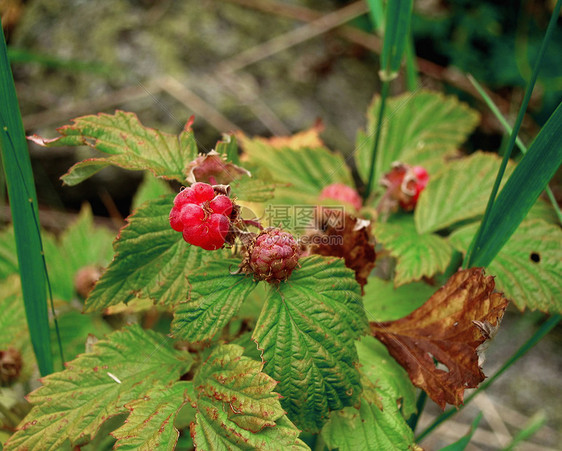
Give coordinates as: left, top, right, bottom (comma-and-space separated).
1, 1, 561, 449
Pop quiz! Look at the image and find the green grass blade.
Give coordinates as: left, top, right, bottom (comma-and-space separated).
366, 0, 385, 33
465, 0, 562, 267
502, 412, 546, 451
380, 0, 413, 82
0, 29, 53, 376
469, 101, 562, 268
468, 74, 561, 224
364, 0, 413, 200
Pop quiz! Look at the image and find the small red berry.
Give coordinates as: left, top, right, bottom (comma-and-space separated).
319, 183, 362, 211
245, 228, 300, 283
380, 163, 429, 211
169, 182, 234, 251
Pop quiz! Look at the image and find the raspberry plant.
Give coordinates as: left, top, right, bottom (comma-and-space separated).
2, 84, 561, 450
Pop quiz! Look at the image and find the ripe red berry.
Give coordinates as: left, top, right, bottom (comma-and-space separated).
169, 182, 234, 250
319, 183, 362, 211
246, 228, 300, 283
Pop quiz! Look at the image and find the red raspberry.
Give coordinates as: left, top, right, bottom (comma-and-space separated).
381, 163, 429, 211
246, 228, 300, 283
169, 182, 233, 251
319, 183, 362, 211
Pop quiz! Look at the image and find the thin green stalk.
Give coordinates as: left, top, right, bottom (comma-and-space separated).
468, 74, 562, 224
404, 35, 419, 91
416, 313, 561, 442
465, 0, 562, 268
364, 80, 390, 200
406, 390, 427, 432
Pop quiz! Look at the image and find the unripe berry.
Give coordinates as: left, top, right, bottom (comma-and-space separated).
245, 228, 300, 283
169, 182, 234, 251
319, 183, 362, 211
380, 163, 429, 211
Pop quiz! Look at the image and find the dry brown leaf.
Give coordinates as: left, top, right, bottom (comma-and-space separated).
370, 268, 508, 409
308, 212, 376, 291
238, 120, 324, 150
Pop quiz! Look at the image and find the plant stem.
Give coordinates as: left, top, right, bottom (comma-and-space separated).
313, 433, 326, 451
364, 80, 390, 200
415, 313, 561, 442
464, 0, 562, 268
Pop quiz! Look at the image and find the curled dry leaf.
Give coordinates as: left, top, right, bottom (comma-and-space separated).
185, 150, 250, 185
307, 211, 376, 291
370, 268, 508, 409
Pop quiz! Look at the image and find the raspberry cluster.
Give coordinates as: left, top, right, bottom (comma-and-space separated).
245, 228, 300, 283
319, 183, 362, 211
169, 182, 233, 251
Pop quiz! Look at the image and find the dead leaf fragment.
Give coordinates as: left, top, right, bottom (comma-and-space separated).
185, 150, 250, 185
307, 212, 376, 290
370, 268, 508, 409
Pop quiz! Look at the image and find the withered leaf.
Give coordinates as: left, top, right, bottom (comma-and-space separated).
309, 212, 376, 291
185, 150, 250, 185
370, 268, 508, 409
246, 120, 324, 150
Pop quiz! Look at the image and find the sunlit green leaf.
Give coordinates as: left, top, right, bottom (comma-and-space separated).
252, 256, 368, 432
4, 324, 192, 451
29, 111, 198, 185
112, 381, 192, 451
191, 345, 307, 450
415, 152, 514, 234
362, 276, 436, 321
84, 196, 217, 312
131, 173, 173, 211
374, 215, 453, 286
356, 91, 479, 186
172, 258, 256, 343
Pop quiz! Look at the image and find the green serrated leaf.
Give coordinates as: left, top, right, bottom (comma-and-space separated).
356, 91, 479, 185
52, 310, 112, 369
216, 134, 240, 165
415, 152, 514, 234
191, 344, 308, 450
230, 175, 275, 202
450, 219, 562, 312
29, 111, 198, 186
172, 258, 256, 343
131, 172, 173, 210
43, 205, 115, 302
362, 276, 436, 321
374, 215, 453, 286
356, 336, 417, 419
112, 381, 193, 451
4, 324, 192, 451
84, 195, 217, 312
241, 139, 353, 204
321, 375, 415, 451
252, 256, 368, 432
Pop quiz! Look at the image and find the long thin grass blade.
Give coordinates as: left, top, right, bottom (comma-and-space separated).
469, 101, 562, 268
0, 29, 53, 376
465, 0, 561, 267
364, 0, 413, 200
468, 74, 561, 224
